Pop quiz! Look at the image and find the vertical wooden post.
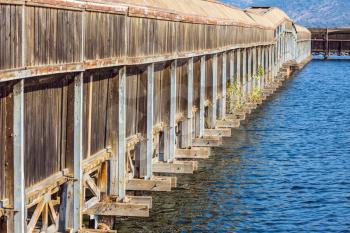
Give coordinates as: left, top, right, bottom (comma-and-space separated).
13, 79, 25, 233
198, 56, 206, 138
260, 47, 264, 89
145, 63, 154, 179
229, 50, 234, 113
220, 52, 227, 120
185, 58, 193, 148
252, 47, 257, 91
73, 73, 83, 232
236, 49, 241, 104
257, 47, 261, 90
118, 67, 126, 199
210, 54, 217, 128
242, 48, 246, 101
247, 48, 252, 98
168, 60, 177, 162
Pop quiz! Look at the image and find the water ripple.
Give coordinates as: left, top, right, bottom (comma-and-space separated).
117, 60, 350, 232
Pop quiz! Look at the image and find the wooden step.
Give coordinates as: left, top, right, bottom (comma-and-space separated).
192, 136, 222, 147
204, 128, 231, 137
126, 176, 174, 192
83, 202, 149, 217
216, 119, 240, 128
175, 147, 210, 159
152, 161, 197, 174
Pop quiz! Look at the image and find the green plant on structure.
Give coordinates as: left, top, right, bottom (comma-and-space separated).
251, 87, 261, 103
226, 82, 241, 99
234, 100, 243, 111
255, 66, 265, 80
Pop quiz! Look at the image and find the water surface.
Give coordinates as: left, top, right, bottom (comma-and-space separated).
117, 60, 350, 232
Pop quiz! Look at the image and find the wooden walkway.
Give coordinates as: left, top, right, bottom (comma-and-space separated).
0, 1, 312, 232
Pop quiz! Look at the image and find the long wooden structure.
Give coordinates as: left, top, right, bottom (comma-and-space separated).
310, 28, 350, 58
0, 1, 311, 232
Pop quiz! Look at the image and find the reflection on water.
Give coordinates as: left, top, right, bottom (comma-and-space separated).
117, 60, 350, 232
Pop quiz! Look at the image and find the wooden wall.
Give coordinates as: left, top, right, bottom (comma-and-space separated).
0, 4, 22, 70
153, 62, 171, 127
176, 60, 188, 115
26, 6, 81, 67
126, 66, 147, 138
23, 74, 74, 188
0, 84, 13, 201
82, 69, 119, 159
192, 57, 201, 109
0, 3, 274, 73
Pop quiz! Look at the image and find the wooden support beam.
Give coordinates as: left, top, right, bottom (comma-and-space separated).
242, 48, 247, 100
192, 136, 222, 147
204, 128, 231, 137
152, 161, 197, 174
83, 202, 149, 218
81, 229, 117, 233
118, 67, 127, 199
216, 119, 240, 129
199, 56, 206, 137
73, 73, 84, 232
184, 57, 194, 148
169, 60, 177, 162
229, 50, 235, 113
247, 48, 252, 96
209, 54, 218, 128
175, 148, 210, 159
13, 79, 25, 233
236, 49, 241, 105
219, 52, 227, 120
126, 176, 173, 192
126, 196, 152, 209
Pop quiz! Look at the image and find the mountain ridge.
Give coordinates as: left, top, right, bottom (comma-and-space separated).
222, 0, 350, 28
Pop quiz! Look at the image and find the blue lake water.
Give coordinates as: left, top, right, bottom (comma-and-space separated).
117, 60, 350, 232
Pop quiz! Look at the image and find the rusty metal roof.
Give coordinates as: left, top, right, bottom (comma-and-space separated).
246, 7, 292, 28
295, 24, 311, 40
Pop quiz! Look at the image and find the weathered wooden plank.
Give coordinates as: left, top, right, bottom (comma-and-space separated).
126, 176, 173, 192
192, 136, 222, 147
216, 119, 240, 129
83, 202, 149, 218
126, 195, 152, 209
152, 161, 197, 174
175, 147, 210, 159
204, 128, 231, 137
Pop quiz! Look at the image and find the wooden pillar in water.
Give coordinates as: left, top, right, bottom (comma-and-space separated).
168, 60, 177, 162
118, 67, 126, 199
145, 63, 154, 179
219, 52, 227, 120
73, 73, 83, 231
257, 47, 261, 90
229, 50, 235, 113
247, 48, 252, 98
209, 54, 217, 128
197, 56, 206, 138
180, 58, 193, 149
236, 49, 241, 104
242, 48, 247, 101
13, 79, 25, 233
252, 47, 257, 91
